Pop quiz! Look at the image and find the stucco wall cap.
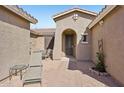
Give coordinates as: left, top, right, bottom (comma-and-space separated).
2, 5, 38, 24
88, 5, 117, 29
31, 28, 56, 36
53, 8, 97, 21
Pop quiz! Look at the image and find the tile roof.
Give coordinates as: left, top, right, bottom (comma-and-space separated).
2, 5, 38, 24
53, 8, 97, 20
88, 5, 117, 29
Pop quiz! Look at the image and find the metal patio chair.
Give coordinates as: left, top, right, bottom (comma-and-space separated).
42, 49, 53, 59
22, 50, 43, 86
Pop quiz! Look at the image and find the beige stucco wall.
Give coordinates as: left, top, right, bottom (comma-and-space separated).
0, 20, 30, 80
53, 11, 95, 60
35, 37, 44, 50
91, 6, 124, 85
0, 6, 30, 29
30, 34, 45, 51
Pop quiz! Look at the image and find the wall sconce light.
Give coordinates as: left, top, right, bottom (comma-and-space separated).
72, 13, 78, 21
99, 20, 104, 26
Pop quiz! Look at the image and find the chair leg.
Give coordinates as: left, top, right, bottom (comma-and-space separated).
20, 70, 22, 80
15, 70, 17, 76
23, 83, 25, 87
9, 69, 12, 80
40, 81, 42, 87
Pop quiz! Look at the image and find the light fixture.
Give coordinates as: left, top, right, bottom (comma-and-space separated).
72, 13, 78, 21
99, 20, 104, 26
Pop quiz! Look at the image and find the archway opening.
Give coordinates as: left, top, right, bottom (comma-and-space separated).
62, 29, 77, 57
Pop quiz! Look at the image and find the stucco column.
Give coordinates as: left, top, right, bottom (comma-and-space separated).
53, 30, 62, 60
75, 33, 80, 59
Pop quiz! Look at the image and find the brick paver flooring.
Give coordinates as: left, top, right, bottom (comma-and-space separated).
0, 57, 121, 87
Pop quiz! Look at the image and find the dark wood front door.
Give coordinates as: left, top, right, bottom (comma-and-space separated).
65, 35, 74, 56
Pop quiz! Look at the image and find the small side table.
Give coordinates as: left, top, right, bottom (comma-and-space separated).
9, 65, 28, 80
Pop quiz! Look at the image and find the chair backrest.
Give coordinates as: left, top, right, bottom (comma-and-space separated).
29, 50, 42, 67
41, 50, 47, 56
46, 49, 52, 56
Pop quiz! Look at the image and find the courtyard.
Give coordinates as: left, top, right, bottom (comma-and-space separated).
0, 57, 120, 87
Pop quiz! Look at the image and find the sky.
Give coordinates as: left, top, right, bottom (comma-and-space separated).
20, 5, 105, 29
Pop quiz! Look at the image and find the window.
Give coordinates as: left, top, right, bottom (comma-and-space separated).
83, 35, 87, 42
81, 33, 88, 43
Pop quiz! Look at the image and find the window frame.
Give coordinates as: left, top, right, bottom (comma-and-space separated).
81, 33, 88, 44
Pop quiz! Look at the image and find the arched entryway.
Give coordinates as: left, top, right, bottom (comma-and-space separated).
62, 29, 77, 57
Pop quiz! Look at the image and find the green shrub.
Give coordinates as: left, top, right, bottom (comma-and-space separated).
95, 52, 106, 72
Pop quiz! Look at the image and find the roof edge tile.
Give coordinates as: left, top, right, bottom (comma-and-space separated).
53, 8, 97, 20
2, 5, 38, 24
88, 5, 117, 29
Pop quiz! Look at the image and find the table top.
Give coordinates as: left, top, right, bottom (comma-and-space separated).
10, 64, 28, 70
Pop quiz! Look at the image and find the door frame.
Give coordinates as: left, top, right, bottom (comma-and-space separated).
62, 29, 77, 57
